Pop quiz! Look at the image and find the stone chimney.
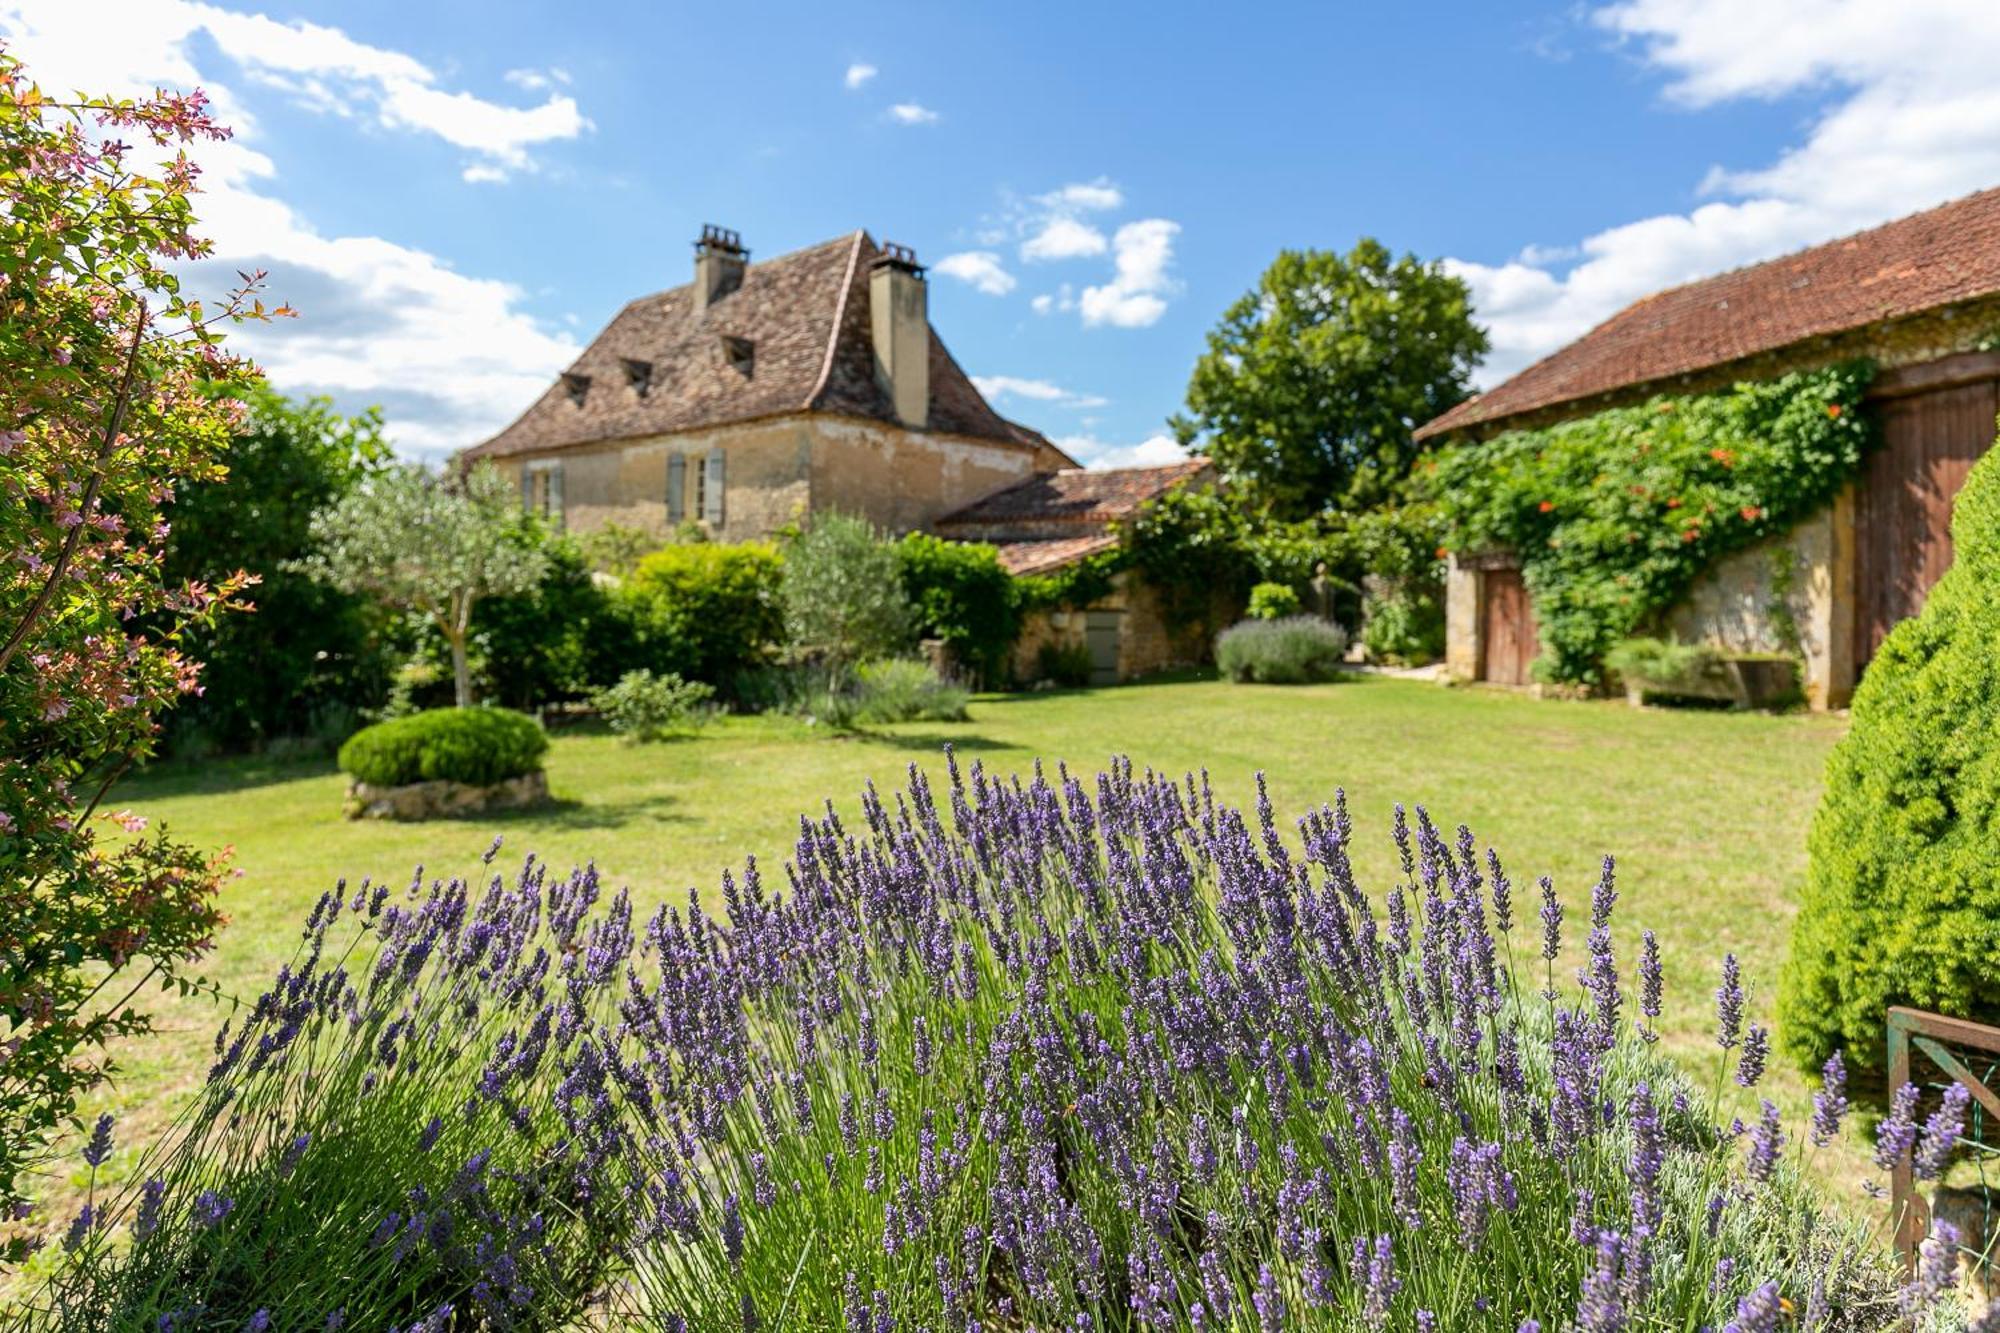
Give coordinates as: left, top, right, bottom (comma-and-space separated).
692, 224, 747, 315
869, 242, 929, 429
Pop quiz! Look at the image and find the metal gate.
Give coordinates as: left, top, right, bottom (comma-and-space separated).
1857, 379, 1998, 666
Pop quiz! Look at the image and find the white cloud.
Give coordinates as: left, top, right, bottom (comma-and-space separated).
1056, 433, 1189, 471
503, 66, 568, 92
0, 0, 584, 460
1030, 293, 1055, 315
1020, 217, 1107, 262
844, 62, 877, 90
461, 163, 508, 185
887, 102, 939, 125
971, 375, 1109, 409
933, 251, 1016, 296
1078, 219, 1181, 328
1035, 179, 1124, 212
1451, 0, 2000, 384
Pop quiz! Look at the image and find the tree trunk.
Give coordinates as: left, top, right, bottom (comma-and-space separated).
446, 630, 472, 709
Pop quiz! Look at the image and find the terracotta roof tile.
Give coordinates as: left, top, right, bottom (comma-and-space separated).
988, 534, 1122, 576
934, 459, 1212, 532
463, 232, 1061, 459
1417, 186, 2000, 439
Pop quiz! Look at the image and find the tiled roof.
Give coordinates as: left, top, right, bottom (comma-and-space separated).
988, 534, 1122, 577
1417, 186, 2000, 440
934, 458, 1212, 531
464, 232, 1061, 459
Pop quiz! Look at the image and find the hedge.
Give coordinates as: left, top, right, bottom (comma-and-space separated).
1778, 437, 2000, 1078
619, 541, 785, 686
337, 707, 548, 788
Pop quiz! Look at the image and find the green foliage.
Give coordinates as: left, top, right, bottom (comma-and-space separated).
0, 50, 262, 1244
1247, 582, 1302, 620
1175, 239, 1489, 518
1779, 440, 2000, 1078
896, 532, 1019, 684
294, 462, 550, 707
1430, 365, 1876, 685
1604, 637, 1722, 693
1215, 616, 1351, 684
851, 658, 971, 724
576, 521, 663, 578
163, 387, 396, 752
780, 513, 913, 668
620, 540, 785, 687
1013, 550, 1124, 615
591, 669, 714, 743
336, 707, 548, 788
1034, 641, 1094, 688
1120, 487, 1256, 634
466, 537, 641, 710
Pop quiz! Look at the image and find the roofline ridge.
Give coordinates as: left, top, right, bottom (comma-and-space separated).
805, 231, 869, 411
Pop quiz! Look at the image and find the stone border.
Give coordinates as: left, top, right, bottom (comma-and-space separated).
343, 770, 549, 822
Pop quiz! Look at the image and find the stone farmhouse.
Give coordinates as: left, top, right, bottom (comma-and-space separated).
1418, 186, 2000, 708
463, 226, 1076, 539
464, 226, 1214, 682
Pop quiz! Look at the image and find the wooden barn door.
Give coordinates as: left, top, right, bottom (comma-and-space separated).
1480, 568, 1539, 686
1856, 379, 1998, 667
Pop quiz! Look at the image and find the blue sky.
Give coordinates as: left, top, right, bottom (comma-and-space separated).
8, 0, 2000, 465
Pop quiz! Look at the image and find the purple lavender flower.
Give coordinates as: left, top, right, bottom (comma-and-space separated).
81, 1113, 114, 1168
1875, 1081, 1922, 1170
1810, 1051, 1848, 1147
1487, 848, 1513, 933
1725, 1281, 1782, 1333
1351, 1233, 1400, 1328
1914, 1083, 1970, 1180
1734, 1024, 1769, 1088
1900, 1220, 1961, 1318
134, 1177, 166, 1240
1576, 1229, 1627, 1332
720, 1193, 744, 1265
1589, 855, 1616, 930
1539, 876, 1561, 963
61, 1203, 97, 1253
1715, 953, 1744, 1050
1637, 931, 1662, 1041
191, 1189, 235, 1229
246, 1312, 271, 1333
1745, 1100, 1783, 1183
1253, 1262, 1285, 1332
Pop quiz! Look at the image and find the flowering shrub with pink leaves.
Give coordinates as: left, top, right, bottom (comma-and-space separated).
0, 46, 294, 1249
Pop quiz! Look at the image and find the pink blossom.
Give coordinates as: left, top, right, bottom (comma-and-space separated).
109, 810, 148, 833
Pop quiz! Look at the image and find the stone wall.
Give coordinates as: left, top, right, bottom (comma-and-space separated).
1010, 571, 1232, 684
508, 411, 1049, 542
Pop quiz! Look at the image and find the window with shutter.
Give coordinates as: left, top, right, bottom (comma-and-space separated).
667, 453, 685, 522
703, 448, 725, 527
546, 465, 564, 530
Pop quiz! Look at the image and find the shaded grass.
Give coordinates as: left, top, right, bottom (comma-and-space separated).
23, 677, 1867, 1257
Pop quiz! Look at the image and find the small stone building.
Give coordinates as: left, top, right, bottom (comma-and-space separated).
933, 460, 1223, 684
462, 226, 1074, 539
1419, 187, 2000, 708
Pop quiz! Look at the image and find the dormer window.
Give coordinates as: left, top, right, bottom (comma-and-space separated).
561, 372, 591, 406
621, 358, 653, 397
722, 335, 754, 376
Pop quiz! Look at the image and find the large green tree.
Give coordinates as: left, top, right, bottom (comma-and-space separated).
1174, 239, 1488, 519
164, 388, 395, 749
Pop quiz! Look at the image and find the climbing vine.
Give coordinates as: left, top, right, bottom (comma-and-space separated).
1428, 363, 1876, 684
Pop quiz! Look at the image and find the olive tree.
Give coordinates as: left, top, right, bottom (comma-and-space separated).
781, 512, 913, 669
295, 462, 549, 707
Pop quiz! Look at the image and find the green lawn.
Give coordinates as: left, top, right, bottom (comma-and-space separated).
38, 675, 1867, 1236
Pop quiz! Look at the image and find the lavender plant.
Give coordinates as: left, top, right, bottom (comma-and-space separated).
25, 850, 645, 1330
22, 758, 1980, 1331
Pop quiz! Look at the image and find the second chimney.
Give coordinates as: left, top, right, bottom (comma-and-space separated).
869, 242, 929, 429
693, 224, 748, 315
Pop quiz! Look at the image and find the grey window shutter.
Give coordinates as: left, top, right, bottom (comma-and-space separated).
520, 463, 533, 510
703, 448, 725, 526
667, 453, 685, 522
548, 465, 565, 529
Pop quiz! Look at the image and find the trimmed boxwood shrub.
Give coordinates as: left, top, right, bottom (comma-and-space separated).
619, 541, 785, 687
1215, 615, 1350, 683
337, 707, 548, 788
1778, 440, 2000, 1078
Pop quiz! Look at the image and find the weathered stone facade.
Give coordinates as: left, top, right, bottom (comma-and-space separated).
505, 412, 1064, 542
1008, 572, 1233, 685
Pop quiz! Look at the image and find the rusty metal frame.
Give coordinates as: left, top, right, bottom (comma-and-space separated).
1886, 1006, 2000, 1266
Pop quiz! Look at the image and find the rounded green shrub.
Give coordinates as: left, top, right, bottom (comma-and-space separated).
1214, 615, 1350, 683
619, 541, 785, 686
1247, 581, 1302, 620
337, 707, 548, 787
1778, 441, 2000, 1078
